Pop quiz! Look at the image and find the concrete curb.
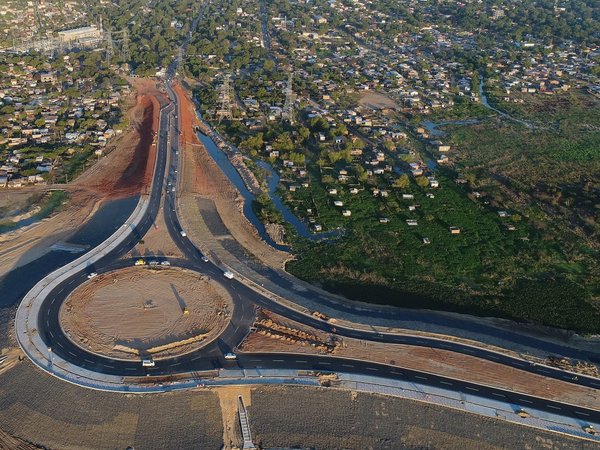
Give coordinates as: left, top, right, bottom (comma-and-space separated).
14, 95, 172, 389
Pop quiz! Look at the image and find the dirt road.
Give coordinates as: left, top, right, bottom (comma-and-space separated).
0, 79, 164, 279
173, 82, 288, 269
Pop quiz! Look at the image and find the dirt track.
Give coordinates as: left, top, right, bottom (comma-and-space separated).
0, 79, 163, 279
173, 83, 288, 269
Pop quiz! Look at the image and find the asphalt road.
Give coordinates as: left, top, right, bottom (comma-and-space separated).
28, 78, 600, 427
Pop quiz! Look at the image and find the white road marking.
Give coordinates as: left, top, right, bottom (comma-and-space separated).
366, 367, 379, 371
440, 381, 453, 386
342, 364, 354, 368
546, 404, 562, 410
414, 375, 428, 380
519, 398, 533, 404
465, 386, 479, 392
491, 392, 505, 397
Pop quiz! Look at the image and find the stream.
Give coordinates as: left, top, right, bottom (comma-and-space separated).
422, 76, 536, 136
197, 130, 342, 248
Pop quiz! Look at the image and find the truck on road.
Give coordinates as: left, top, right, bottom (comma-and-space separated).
223, 270, 234, 279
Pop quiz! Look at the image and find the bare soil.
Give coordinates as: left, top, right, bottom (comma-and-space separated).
0, 78, 164, 279
359, 91, 399, 110
173, 82, 288, 269
240, 311, 600, 411
60, 266, 232, 359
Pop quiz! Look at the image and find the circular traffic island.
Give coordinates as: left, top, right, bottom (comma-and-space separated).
60, 266, 233, 360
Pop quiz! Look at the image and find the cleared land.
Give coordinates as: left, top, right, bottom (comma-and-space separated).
173, 82, 288, 269
60, 267, 232, 359
249, 385, 600, 450
0, 362, 223, 450
239, 310, 600, 410
0, 78, 163, 280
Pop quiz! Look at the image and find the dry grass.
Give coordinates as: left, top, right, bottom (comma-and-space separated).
0, 362, 223, 450
249, 385, 599, 450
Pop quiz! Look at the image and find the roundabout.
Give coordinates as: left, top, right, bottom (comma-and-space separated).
60, 266, 233, 360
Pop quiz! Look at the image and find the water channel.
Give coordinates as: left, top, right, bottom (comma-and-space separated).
197, 131, 341, 251
422, 76, 536, 136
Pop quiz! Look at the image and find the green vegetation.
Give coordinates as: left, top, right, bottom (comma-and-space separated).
0, 190, 68, 233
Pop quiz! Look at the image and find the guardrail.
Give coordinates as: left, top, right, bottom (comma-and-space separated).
15, 97, 171, 385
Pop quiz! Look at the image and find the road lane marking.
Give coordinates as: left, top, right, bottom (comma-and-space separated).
414, 375, 428, 380
295, 360, 308, 363
575, 411, 590, 417
342, 364, 354, 368
546, 404, 562, 410
366, 367, 378, 371
440, 381, 453, 386
491, 392, 505, 397
465, 386, 479, 392
519, 398, 533, 404
272, 359, 284, 362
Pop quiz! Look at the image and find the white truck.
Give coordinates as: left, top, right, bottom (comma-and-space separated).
223, 270, 234, 279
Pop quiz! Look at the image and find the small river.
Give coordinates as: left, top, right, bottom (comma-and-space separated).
197, 130, 342, 248
422, 76, 536, 135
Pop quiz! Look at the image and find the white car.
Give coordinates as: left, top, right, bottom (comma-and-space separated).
180, 230, 187, 237
223, 271, 234, 279
224, 352, 237, 360
87, 272, 98, 279
201, 256, 209, 262
142, 358, 155, 367
160, 261, 171, 266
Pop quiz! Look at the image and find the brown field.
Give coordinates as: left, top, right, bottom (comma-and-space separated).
60, 266, 232, 359
249, 385, 599, 450
0, 78, 164, 279
239, 311, 600, 411
0, 362, 223, 450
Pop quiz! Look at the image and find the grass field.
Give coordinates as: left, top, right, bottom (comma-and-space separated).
285, 91, 600, 334
0, 362, 223, 449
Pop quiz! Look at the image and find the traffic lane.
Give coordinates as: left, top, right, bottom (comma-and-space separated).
243, 287, 600, 390
36, 259, 255, 376
236, 353, 600, 423
257, 267, 600, 364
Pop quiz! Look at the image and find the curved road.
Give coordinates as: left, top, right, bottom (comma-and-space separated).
21, 78, 600, 429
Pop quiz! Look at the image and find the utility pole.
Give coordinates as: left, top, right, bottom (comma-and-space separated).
121, 28, 131, 64
105, 28, 114, 65
282, 71, 294, 125
177, 47, 184, 76
216, 75, 233, 121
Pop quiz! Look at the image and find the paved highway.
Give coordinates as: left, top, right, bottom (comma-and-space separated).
24, 75, 600, 429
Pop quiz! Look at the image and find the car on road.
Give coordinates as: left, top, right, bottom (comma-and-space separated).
201, 256, 209, 262
134, 259, 146, 266
223, 270, 234, 279
224, 352, 237, 360
180, 230, 187, 237
142, 358, 155, 367
160, 261, 171, 266
87, 272, 98, 279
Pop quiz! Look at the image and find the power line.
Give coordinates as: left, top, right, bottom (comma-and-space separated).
282, 71, 295, 125
216, 75, 233, 121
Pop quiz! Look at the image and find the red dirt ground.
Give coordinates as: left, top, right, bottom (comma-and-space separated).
73, 89, 161, 199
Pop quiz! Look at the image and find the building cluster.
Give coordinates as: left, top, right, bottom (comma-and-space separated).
0, 0, 89, 49
0, 57, 127, 187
